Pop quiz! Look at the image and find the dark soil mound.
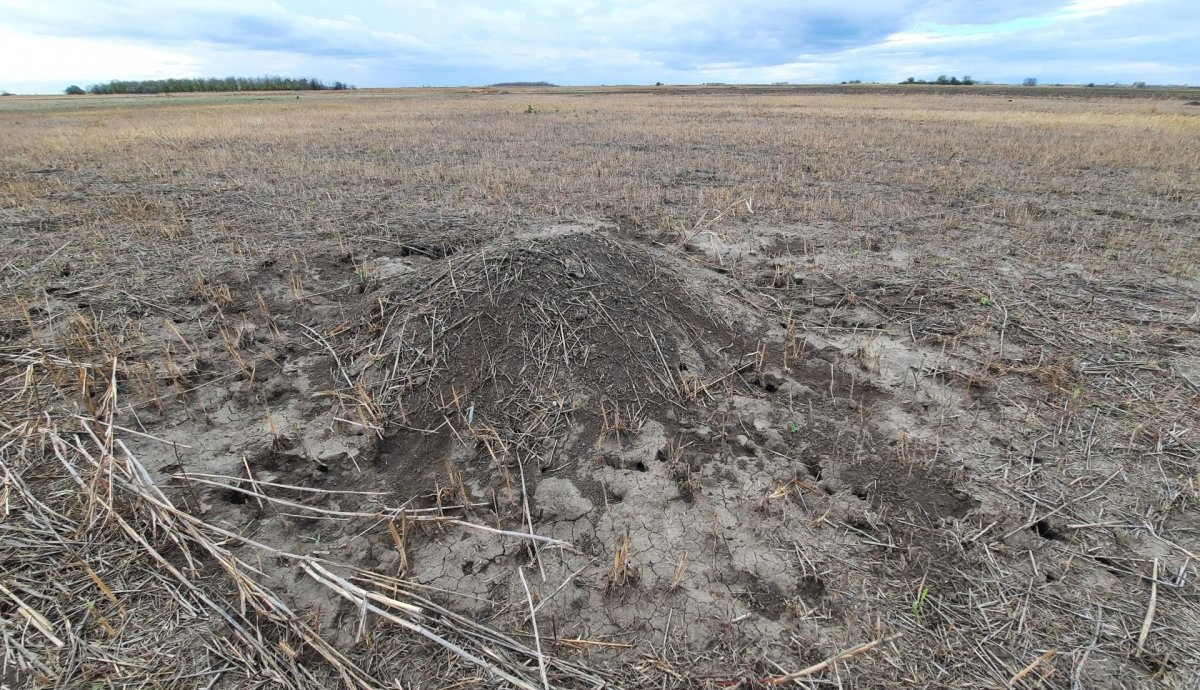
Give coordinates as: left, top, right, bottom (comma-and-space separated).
354, 227, 753, 489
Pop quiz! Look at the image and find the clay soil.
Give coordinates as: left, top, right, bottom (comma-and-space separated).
2, 88, 1199, 689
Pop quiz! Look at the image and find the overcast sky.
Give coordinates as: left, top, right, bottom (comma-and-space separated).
0, 0, 1195, 93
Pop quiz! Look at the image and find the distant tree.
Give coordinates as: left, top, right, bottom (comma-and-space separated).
901, 75, 981, 86
655, 81, 663, 86
1132, 81, 1147, 88
1022, 77, 1038, 87
64, 84, 85, 95
1086, 82, 1096, 87
83, 76, 347, 95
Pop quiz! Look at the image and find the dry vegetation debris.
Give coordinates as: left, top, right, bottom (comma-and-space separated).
2, 88, 1199, 689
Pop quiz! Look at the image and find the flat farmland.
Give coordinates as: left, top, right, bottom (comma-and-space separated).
2, 87, 1199, 689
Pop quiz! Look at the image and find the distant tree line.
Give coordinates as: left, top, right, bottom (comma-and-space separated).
78, 76, 354, 95
901, 75, 976, 85
489, 81, 557, 87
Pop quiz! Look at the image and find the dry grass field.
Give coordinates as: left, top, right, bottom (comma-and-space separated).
2, 87, 1199, 689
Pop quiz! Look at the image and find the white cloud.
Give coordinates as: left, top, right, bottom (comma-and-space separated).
1061, 0, 1148, 18
0, 0, 1193, 91
0, 26, 201, 83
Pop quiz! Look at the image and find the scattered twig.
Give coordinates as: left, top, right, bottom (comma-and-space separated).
758, 633, 903, 685
1136, 558, 1158, 656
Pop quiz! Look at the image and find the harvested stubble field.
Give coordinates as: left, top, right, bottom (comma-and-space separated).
1, 86, 1199, 689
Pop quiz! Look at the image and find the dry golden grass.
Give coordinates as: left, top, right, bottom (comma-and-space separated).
3, 89, 1197, 293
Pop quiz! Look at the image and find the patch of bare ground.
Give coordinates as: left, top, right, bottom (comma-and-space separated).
2, 89, 1198, 689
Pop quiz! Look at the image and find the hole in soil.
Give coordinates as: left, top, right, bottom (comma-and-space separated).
805, 460, 822, 481
461, 561, 475, 575
514, 545, 534, 565
1138, 653, 1172, 675
253, 450, 288, 471
223, 489, 247, 505
1031, 519, 1063, 541
677, 363, 688, 372
1093, 556, 1128, 577
753, 374, 781, 393
798, 574, 825, 599
632, 460, 648, 472
845, 515, 874, 532
677, 484, 695, 504
851, 485, 870, 500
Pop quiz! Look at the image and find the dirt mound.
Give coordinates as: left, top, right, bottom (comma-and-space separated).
355, 226, 755, 493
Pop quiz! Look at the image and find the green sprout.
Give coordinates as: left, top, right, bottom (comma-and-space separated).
979, 297, 995, 307
911, 581, 931, 619
788, 421, 799, 433
1113, 351, 1127, 361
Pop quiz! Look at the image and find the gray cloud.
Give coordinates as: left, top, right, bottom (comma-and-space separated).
0, 0, 1193, 87
1, 0, 426, 58
845, 0, 1199, 83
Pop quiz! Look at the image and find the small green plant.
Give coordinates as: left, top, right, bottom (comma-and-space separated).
353, 262, 381, 293
788, 421, 799, 433
979, 297, 995, 307
910, 578, 931, 619
524, 104, 536, 114
1113, 351, 1127, 361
